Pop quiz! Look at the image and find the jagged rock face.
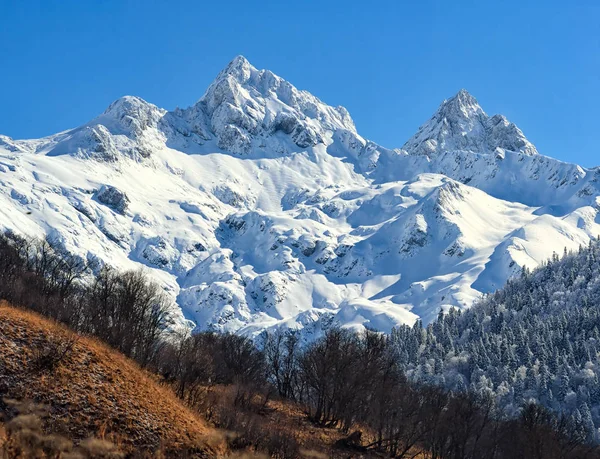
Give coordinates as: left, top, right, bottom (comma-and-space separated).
101, 96, 165, 137
182, 56, 356, 155
402, 89, 538, 157
1, 56, 599, 340
43, 96, 166, 162
96, 185, 130, 214
52, 125, 121, 161
37, 57, 358, 159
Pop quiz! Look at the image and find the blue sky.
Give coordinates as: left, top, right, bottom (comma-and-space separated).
1, 0, 598, 166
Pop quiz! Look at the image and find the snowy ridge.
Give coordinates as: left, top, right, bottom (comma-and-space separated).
164, 55, 357, 157
0, 56, 598, 339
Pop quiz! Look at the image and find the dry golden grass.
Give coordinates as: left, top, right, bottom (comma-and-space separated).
0, 302, 425, 458
198, 385, 424, 458
258, 397, 347, 452
263, 397, 425, 458
0, 301, 222, 457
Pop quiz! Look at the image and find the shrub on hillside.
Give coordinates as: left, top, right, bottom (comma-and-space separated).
29, 331, 77, 373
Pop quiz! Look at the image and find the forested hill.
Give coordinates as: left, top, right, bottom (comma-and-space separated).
392, 239, 600, 441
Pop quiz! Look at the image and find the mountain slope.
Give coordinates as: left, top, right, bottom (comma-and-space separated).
391, 238, 600, 442
0, 56, 598, 338
0, 302, 217, 456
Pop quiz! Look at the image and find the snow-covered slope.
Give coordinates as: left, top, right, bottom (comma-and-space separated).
1, 56, 598, 338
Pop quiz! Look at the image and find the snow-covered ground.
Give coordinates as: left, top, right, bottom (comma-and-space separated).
1, 56, 599, 339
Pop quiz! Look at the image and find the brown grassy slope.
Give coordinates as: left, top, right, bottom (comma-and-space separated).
0, 302, 221, 457
200, 385, 426, 458
0, 302, 424, 458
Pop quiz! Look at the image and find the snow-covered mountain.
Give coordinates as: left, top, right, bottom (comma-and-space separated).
1, 56, 598, 338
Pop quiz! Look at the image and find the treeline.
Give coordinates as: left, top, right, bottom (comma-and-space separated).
153, 315, 600, 457
0, 232, 171, 366
390, 240, 600, 445
2, 232, 600, 457
259, 328, 599, 458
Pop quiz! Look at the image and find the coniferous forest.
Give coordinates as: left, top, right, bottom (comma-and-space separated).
391, 241, 600, 443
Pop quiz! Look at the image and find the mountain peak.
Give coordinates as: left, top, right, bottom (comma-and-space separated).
96, 95, 164, 136
217, 55, 255, 83
402, 89, 537, 157
102, 95, 157, 117
181, 57, 356, 155
436, 89, 485, 121
229, 54, 251, 67
454, 88, 477, 103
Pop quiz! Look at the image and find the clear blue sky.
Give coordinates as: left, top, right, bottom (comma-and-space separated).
1, 0, 598, 166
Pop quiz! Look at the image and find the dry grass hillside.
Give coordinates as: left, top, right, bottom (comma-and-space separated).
0, 302, 222, 457
0, 302, 389, 458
